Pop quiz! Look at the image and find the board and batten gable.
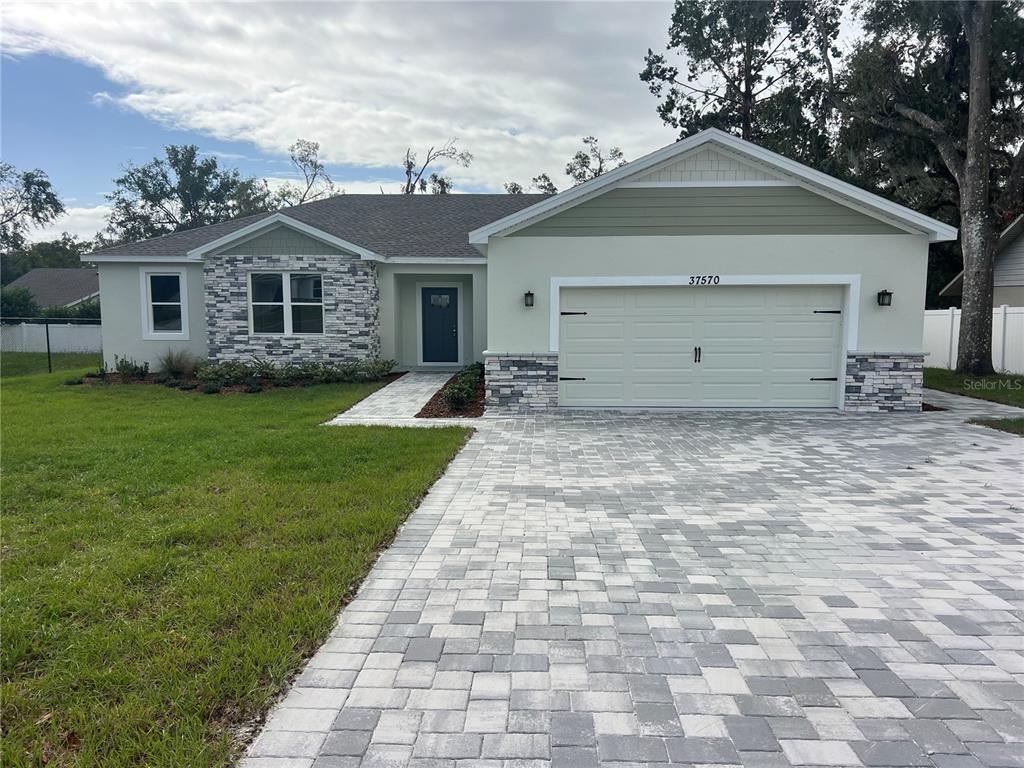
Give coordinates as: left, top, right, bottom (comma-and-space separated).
630, 146, 781, 183
97, 261, 208, 367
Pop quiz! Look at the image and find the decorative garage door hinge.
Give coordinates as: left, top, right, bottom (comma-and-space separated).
560, 311, 588, 315
809, 377, 839, 381
559, 376, 587, 381
813, 310, 842, 314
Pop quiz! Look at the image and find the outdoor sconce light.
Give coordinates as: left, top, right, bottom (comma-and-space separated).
877, 289, 893, 307
524, 291, 535, 308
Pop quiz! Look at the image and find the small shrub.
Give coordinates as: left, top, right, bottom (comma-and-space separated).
64, 377, 83, 386
114, 356, 149, 381
164, 378, 182, 389
201, 382, 222, 394
157, 349, 201, 379
196, 360, 248, 386
178, 382, 198, 391
152, 372, 171, 385
248, 357, 278, 379
442, 381, 474, 411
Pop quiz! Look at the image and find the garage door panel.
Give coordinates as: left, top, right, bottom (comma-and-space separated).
559, 284, 842, 408
771, 319, 840, 340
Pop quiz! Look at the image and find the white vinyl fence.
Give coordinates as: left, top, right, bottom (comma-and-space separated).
0, 322, 102, 353
923, 305, 1024, 373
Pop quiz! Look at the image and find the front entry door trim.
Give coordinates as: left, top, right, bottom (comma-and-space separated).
417, 283, 463, 366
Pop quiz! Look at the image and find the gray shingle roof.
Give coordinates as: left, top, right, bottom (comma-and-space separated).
6, 268, 100, 308
88, 194, 548, 260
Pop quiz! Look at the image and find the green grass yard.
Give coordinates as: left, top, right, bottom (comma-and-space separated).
1, 351, 102, 377
924, 367, 1024, 408
0, 370, 468, 767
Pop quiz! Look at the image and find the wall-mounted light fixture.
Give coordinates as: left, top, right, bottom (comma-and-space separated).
876, 289, 893, 307
524, 291, 535, 308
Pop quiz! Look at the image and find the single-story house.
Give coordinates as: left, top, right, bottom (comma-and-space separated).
86, 129, 956, 412
6, 267, 100, 309
939, 215, 1024, 307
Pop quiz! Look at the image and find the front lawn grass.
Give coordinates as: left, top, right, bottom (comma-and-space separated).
923, 367, 1024, 408
1, 370, 469, 767
1, 351, 102, 377
969, 417, 1024, 436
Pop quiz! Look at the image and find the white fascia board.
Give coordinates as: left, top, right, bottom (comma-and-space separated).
469, 127, 958, 245
185, 212, 381, 261
382, 256, 487, 265
84, 254, 192, 264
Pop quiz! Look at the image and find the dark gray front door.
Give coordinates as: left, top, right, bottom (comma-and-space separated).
421, 286, 459, 363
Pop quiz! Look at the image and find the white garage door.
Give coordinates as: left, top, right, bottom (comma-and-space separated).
559, 284, 844, 408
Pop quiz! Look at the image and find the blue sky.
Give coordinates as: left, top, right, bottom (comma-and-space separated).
3, 2, 678, 240
2, 53, 413, 208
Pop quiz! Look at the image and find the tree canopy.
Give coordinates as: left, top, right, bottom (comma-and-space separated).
0, 163, 65, 253
640, 0, 842, 165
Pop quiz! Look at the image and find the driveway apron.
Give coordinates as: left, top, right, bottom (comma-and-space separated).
246, 410, 1024, 768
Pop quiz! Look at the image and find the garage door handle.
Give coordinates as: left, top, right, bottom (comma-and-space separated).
813, 310, 842, 314
694, 346, 702, 363
559, 376, 587, 381
810, 377, 838, 381
561, 311, 588, 316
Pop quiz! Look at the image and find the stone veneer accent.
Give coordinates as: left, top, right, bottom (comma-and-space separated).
844, 352, 924, 412
205, 254, 379, 362
485, 353, 559, 409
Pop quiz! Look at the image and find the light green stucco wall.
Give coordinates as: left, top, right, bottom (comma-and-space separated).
377, 263, 486, 368
215, 226, 344, 257
512, 187, 903, 237
486, 233, 929, 354
98, 262, 208, 367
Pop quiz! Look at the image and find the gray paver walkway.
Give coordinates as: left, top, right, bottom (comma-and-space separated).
327, 371, 477, 427
246, 408, 1023, 768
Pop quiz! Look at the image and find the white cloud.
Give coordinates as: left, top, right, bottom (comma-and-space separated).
4, 1, 678, 192
30, 205, 113, 242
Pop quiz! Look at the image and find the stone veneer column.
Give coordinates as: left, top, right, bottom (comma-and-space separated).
205, 254, 379, 363
485, 353, 559, 410
844, 352, 924, 412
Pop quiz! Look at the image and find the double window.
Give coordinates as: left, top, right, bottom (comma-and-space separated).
250, 272, 324, 335
142, 270, 188, 339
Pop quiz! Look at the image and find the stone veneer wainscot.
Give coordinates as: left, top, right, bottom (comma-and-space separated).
844, 352, 924, 412
485, 353, 559, 409
205, 254, 380, 362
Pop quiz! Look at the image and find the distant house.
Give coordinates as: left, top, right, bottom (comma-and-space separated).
940, 215, 1024, 307
6, 268, 100, 309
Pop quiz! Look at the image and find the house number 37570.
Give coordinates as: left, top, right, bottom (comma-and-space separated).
688, 275, 720, 285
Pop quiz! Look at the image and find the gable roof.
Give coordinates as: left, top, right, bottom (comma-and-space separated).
6, 268, 99, 308
86, 194, 547, 262
939, 215, 1024, 297
469, 128, 958, 249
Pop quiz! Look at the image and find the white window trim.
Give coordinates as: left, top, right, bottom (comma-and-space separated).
139, 267, 189, 341
247, 271, 325, 336
416, 282, 464, 367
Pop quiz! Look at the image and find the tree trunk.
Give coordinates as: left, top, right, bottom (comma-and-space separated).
955, 0, 996, 376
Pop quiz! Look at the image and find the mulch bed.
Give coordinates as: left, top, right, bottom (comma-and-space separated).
922, 402, 948, 412
416, 374, 485, 418
74, 371, 405, 394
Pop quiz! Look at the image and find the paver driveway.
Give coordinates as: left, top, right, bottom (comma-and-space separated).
246, 410, 1023, 768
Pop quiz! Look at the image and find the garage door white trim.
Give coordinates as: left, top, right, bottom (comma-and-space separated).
549, 274, 861, 354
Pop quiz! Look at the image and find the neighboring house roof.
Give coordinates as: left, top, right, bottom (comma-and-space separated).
469, 128, 958, 250
6, 268, 100, 308
86, 194, 547, 262
939, 214, 1024, 297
